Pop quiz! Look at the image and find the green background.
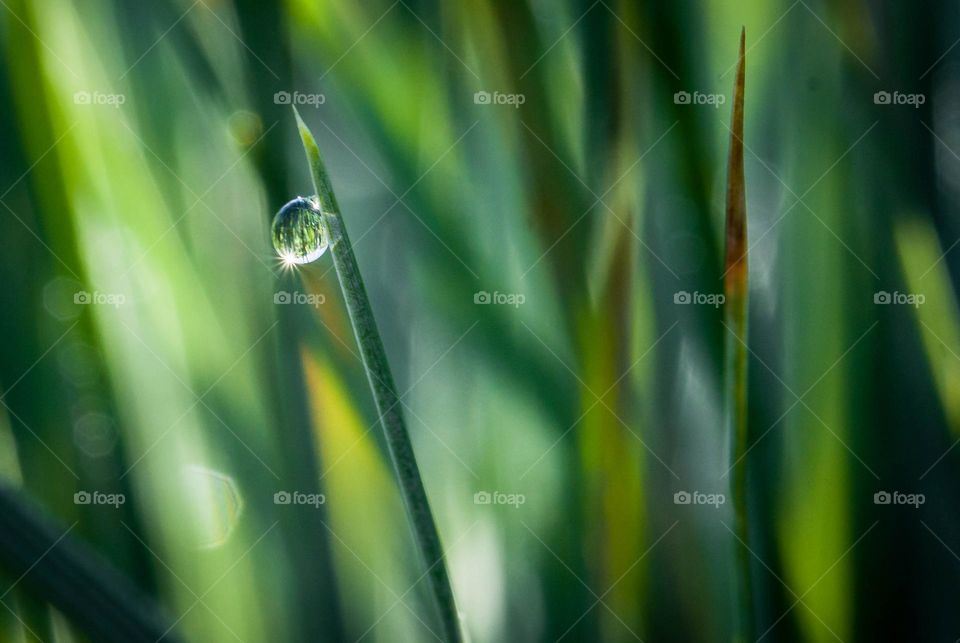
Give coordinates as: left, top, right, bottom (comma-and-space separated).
0, 0, 955, 641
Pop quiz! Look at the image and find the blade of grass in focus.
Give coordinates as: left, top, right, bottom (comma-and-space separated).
292, 106, 463, 642
723, 28, 752, 643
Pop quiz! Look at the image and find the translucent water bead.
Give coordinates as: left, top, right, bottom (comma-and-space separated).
272, 196, 329, 265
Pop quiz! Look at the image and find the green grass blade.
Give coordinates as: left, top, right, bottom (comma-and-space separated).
895, 218, 960, 433
291, 106, 463, 642
723, 28, 753, 643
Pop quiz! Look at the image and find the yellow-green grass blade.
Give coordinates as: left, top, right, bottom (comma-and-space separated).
895, 217, 960, 433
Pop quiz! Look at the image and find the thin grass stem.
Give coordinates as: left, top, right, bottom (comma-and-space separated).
292, 107, 463, 642
724, 28, 753, 643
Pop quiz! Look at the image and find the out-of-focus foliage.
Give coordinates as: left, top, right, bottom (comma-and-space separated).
0, 0, 957, 641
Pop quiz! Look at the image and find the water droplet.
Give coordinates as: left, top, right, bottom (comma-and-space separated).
272, 196, 328, 265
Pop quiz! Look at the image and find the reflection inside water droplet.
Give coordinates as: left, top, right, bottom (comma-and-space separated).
271, 196, 328, 265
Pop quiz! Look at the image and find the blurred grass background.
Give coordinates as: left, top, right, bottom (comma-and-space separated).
0, 0, 958, 641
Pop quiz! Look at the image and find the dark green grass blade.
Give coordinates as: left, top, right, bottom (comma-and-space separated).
0, 485, 185, 643
292, 107, 463, 642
